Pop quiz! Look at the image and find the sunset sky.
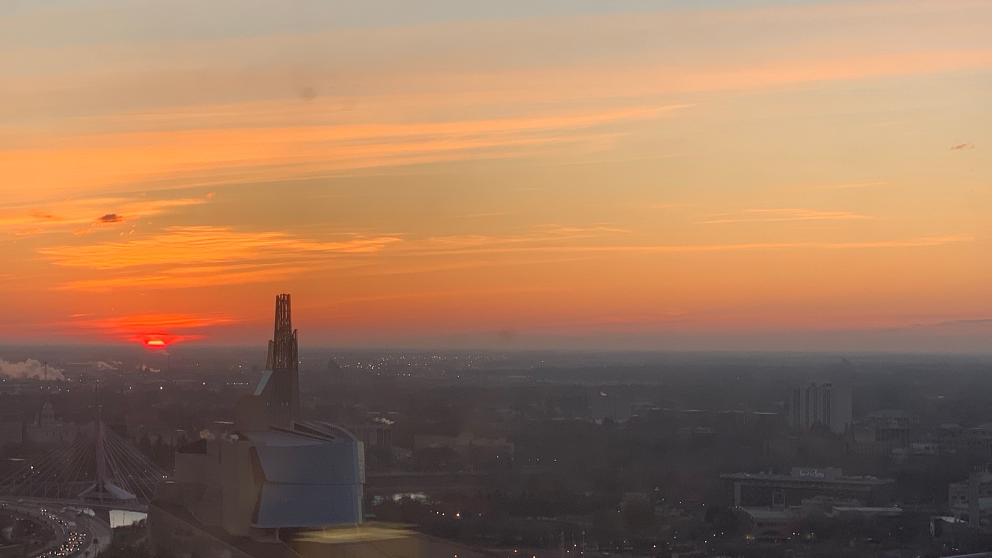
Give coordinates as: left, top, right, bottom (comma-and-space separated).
1, 0, 989, 351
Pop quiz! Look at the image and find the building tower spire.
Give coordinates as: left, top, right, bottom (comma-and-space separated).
259, 294, 300, 427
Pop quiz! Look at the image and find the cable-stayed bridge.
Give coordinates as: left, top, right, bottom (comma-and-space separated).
0, 419, 168, 511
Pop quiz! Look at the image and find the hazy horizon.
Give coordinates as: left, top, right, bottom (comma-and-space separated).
2, 0, 989, 353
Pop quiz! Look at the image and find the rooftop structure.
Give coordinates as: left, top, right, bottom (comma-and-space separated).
722, 468, 894, 507
153, 420, 365, 543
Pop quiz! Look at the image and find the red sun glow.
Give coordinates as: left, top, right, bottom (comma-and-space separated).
134, 331, 199, 348
140, 334, 173, 349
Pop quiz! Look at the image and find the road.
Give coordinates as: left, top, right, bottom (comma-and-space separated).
0, 498, 112, 557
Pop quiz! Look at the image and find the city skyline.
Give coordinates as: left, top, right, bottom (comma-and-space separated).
1, 0, 989, 351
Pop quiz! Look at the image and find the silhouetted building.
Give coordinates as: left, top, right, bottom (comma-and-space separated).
346, 419, 394, 469
788, 383, 851, 434
590, 391, 632, 424
24, 401, 76, 446
256, 294, 300, 428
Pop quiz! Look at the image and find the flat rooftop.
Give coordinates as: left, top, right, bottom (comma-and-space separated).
721, 471, 893, 486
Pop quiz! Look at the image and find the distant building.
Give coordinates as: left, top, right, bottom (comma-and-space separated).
959, 424, 993, 453
546, 391, 632, 423
722, 495, 904, 542
949, 470, 991, 529
890, 442, 939, 464
738, 507, 795, 541
722, 467, 894, 507
787, 383, 851, 434
590, 392, 632, 424
24, 401, 76, 446
859, 410, 916, 441
346, 419, 394, 469
413, 433, 514, 462
931, 423, 992, 455
347, 420, 393, 451
847, 411, 918, 460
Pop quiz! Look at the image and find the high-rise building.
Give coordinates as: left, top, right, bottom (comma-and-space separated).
788, 382, 852, 434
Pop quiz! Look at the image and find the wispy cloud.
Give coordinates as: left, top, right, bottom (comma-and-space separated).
1, 106, 686, 202
406, 234, 973, 257
41, 226, 402, 270
40, 226, 401, 290
697, 208, 872, 224
59, 264, 313, 291
0, 195, 207, 235
535, 224, 634, 236
38, 222, 972, 291
2, 0, 988, 203
820, 181, 888, 190
950, 143, 975, 150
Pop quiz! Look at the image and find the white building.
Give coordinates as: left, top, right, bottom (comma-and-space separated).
788, 383, 852, 434
949, 470, 992, 528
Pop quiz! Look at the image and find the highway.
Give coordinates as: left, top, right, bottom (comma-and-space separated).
0, 499, 112, 558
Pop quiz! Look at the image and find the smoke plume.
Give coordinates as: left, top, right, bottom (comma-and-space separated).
0, 358, 66, 381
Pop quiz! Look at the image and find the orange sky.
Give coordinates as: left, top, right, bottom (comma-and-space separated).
0, 0, 989, 351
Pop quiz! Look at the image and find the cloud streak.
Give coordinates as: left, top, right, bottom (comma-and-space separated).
407, 234, 973, 257
1, 106, 684, 202
697, 208, 872, 224
37, 222, 973, 291
41, 226, 402, 270
819, 181, 888, 190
